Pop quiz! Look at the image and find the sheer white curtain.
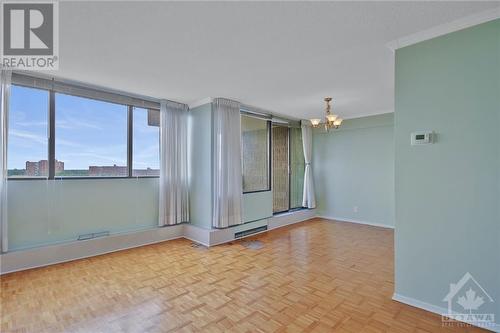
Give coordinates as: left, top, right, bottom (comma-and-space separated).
0, 69, 11, 252
302, 123, 316, 208
159, 100, 189, 226
212, 98, 243, 228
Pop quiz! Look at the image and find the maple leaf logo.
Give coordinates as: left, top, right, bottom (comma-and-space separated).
457, 288, 484, 313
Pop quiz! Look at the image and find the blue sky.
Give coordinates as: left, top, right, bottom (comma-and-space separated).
8, 85, 159, 170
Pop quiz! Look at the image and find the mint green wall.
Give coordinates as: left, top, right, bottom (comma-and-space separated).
395, 19, 499, 319
188, 103, 273, 228
188, 103, 213, 229
313, 113, 395, 227
242, 191, 273, 223
8, 102, 273, 251
7, 178, 159, 250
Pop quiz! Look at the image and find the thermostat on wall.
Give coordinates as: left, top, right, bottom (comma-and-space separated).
411, 131, 434, 145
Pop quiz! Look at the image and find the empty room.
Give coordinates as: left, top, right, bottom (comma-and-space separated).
0, 1, 499, 332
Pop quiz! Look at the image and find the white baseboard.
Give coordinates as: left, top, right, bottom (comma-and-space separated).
183, 224, 211, 247
316, 215, 394, 229
0, 224, 184, 274
269, 209, 316, 230
392, 293, 449, 319
186, 209, 317, 247
393, 293, 500, 333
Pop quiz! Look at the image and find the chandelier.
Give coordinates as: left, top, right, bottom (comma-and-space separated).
309, 97, 343, 131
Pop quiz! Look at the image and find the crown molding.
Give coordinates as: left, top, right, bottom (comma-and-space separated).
387, 7, 500, 51
342, 110, 394, 121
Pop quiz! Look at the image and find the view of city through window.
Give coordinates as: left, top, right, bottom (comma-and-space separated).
8, 85, 160, 178
241, 115, 270, 192
133, 108, 160, 177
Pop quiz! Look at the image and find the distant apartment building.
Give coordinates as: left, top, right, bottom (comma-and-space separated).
88, 165, 159, 177
26, 160, 64, 176
89, 165, 127, 177
133, 168, 160, 177
22, 161, 158, 177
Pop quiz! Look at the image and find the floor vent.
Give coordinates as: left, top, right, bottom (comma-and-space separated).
190, 242, 207, 250
241, 240, 264, 250
235, 225, 267, 239
77, 231, 110, 241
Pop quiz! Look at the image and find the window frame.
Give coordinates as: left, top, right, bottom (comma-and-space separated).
241, 113, 272, 194
7, 74, 162, 180
53, 91, 129, 179
131, 106, 160, 177
6, 84, 51, 180
288, 126, 305, 210
272, 123, 306, 214
271, 124, 290, 214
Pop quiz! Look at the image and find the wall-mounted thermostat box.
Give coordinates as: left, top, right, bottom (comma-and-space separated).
411, 131, 434, 145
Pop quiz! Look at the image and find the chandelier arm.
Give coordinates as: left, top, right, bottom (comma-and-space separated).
309, 97, 342, 129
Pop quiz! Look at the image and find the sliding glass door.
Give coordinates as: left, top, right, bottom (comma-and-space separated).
272, 125, 290, 213
272, 125, 305, 214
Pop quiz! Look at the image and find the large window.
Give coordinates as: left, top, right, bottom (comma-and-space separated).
55, 93, 128, 177
7, 85, 49, 178
241, 114, 270, 193
7, 76, 162, 180
133, 107, 160, 176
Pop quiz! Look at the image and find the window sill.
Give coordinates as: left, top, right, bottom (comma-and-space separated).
243, 189, 271, 194
7, 176, 160, 181
273, 207, 308, 217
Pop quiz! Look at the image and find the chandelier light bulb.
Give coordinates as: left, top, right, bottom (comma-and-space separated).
333, 118, 343, 128
326, 114, 338, 123
310, 119, 321, 127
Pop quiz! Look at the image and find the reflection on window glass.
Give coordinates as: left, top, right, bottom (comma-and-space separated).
290, 127, 305, 209
241, 115, 269, 192
272, 126, 289, 213
133, 107, 160, 176
8, 85, 49, 178
55, 93, 128, 177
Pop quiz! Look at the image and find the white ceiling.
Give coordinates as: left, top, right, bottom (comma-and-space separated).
53, 1, 499, 120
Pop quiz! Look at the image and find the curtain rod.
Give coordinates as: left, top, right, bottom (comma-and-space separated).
11, 70, 183, 108
240, 103, 302, 124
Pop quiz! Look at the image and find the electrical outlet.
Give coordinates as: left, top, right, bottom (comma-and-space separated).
353, 206, 358, 213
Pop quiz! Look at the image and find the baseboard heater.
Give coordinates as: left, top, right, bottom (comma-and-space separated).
77, 231, 110, 241
234, 225, 267, 239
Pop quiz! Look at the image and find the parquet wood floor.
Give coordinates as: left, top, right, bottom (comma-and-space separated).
0, 218, 486, 332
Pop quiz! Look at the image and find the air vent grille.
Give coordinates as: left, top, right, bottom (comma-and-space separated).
234, 225, 267, 239
77, 231, 110, 241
